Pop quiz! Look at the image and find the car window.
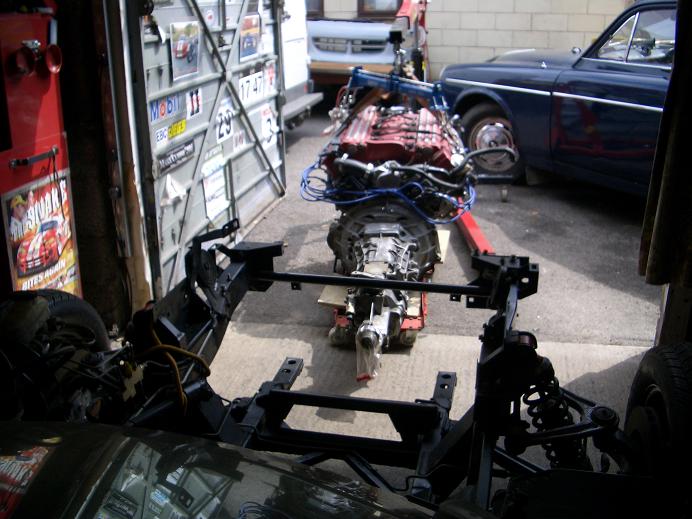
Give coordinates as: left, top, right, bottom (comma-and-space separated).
627, 9, 676, 66
597, 14, 635, 61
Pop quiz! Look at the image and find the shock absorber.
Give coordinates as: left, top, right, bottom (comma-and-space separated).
523, 358, 592, 470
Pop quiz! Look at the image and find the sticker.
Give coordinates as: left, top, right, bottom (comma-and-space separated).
103, 491, 138, 519
264, 60, 276, 92
204, 8, 216, 26
170, 21, 200, 81
260, 18, 275, 54
149, 93, 183, 124
215, 98, 233, 143
240, 14, 261, 62
0, 446, 51, 519
158, 140, 195, 174
201, 147, 229, 221
239, 67, 264, 105
155, 119, 187, 149
233, 129, 247, 148
2, 172, 82, 295
168, 119, 187, 139
186, 88, 203, 119
160, 175, 186, 207
166, 467, 184, 485
260, 103, 277, 147
155, 126, 169, 148
150, 487, 170, 507
147, 501, 163, 516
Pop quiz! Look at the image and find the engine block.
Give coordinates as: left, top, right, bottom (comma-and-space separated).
334, 105, 459, 169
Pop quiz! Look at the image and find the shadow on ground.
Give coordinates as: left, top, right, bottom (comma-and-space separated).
473, 179, 652, 301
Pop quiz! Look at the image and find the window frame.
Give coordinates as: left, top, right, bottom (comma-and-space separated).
306, 0, 324, 19
357, 0, 402, 19
626, 8, 676, 66
587, 7, 675, 71
595, 12, 638, 63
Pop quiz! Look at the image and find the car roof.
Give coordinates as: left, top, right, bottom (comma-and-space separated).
633, 0, 676, 5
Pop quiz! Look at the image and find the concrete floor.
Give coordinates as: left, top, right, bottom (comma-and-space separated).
209, 110, 659, 467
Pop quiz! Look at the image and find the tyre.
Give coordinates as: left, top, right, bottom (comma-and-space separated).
10, 289, 111, 352
625, 343, 692, 514
459, 102, 524, 183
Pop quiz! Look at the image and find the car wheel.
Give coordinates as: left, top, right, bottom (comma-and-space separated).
460, 103, 524, 183
0, 290, 111, 420
625, 343, 692, 514
7, 289, 111, 352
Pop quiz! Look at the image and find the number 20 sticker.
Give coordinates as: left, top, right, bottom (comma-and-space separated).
216, 99, 233, 143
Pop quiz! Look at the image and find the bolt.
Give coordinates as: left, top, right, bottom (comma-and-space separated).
591, 406, 618, 427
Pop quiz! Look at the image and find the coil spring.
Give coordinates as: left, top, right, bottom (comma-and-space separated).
523, 377, 590, 469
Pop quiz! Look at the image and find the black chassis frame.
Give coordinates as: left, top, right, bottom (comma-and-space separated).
128, 220, 647, 512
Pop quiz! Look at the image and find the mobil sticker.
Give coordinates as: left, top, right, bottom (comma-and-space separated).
149, 94, 183, 123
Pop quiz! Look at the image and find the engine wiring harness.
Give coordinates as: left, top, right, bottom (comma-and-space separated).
300, 157, 477, 225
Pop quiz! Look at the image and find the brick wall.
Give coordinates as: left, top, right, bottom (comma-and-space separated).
426, 0, 629, 78
322, 0, 358, 19
320, 0, 630, 79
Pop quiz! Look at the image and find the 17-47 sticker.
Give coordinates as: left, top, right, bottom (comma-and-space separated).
239, 69, 264, 105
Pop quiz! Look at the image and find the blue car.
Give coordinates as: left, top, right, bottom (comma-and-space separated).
440, 0, 676, 195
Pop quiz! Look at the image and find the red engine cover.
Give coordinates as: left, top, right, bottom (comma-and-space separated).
336, 106, 455, 169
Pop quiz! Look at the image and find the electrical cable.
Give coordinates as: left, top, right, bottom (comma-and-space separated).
145, 328, 212, 375
300, 161, 476, 225
137, 344, 211, 377
163, 351, 187, 414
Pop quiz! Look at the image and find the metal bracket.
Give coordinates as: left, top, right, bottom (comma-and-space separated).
9, 146, 58, 169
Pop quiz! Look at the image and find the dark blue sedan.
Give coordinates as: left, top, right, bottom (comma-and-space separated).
440, 0, 676, 195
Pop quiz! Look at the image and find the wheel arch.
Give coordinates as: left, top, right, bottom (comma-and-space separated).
452, 89, 521, 148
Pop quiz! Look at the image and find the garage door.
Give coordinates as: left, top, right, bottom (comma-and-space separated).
126, 0, 286, 297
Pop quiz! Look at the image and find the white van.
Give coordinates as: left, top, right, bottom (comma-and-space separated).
280, 0, 323, 127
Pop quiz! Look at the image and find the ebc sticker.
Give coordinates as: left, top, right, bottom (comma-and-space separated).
154, 119, 186, 149
155, 126, 169, 148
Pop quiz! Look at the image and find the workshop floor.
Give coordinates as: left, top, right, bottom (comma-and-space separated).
209, 107, 659, 462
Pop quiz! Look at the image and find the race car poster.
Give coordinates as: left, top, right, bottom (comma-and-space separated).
0, 445, 51, 519
2, 172, 81, 295
239, 14, 261, 62
170, 21, 200, 81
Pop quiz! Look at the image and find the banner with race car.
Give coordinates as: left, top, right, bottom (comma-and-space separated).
2, 172, 81, 295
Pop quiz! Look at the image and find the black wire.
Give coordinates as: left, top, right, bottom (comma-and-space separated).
395, 165, 468, 190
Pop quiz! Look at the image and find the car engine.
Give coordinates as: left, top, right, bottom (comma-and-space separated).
301, 71, 513, 379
